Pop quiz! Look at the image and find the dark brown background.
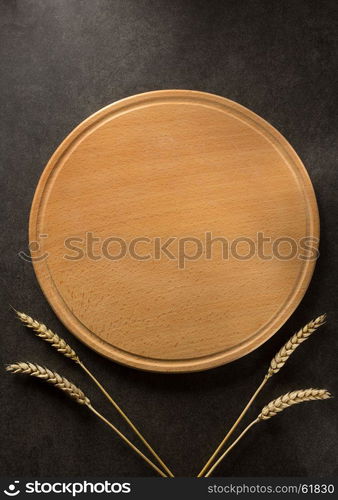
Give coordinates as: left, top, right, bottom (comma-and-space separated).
0, 0, 337, 477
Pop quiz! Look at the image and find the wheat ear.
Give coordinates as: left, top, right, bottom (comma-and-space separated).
6, 361, 166, 477
14, 311, 79, 362
204, 388, 332, 477
198, 314, 326, 477
258, 388, 331, 420
14, 309, 174, 478
267, 315, 326, 377
6, 362, 89, 404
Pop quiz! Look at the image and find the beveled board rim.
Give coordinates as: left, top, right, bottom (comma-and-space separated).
29, 89, 319, 372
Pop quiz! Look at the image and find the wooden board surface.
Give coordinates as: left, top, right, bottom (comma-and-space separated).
30, 90, 319, 372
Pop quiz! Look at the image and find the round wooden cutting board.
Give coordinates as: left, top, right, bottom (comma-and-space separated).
30, 90, 319, 372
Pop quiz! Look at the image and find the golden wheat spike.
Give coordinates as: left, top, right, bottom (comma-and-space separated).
6, 361, 167, 477
14, 310, 80, 362
204, 388, 332, 477
12, 309, 174, 477
6, 362, 89, 404
198, 314, 327, 477
258, 388, 332, 420
267, 315, 326, 378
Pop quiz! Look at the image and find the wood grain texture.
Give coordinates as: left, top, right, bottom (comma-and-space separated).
29, 90, 319, 372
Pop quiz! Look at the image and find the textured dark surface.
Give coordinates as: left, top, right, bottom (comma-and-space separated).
0, 0, 337, 478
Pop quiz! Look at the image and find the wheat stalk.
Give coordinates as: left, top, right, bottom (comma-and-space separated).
204, 388, 332, 477
14, 309, 174, 477
198, 314, 327, 477
6, 361, 167, 477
